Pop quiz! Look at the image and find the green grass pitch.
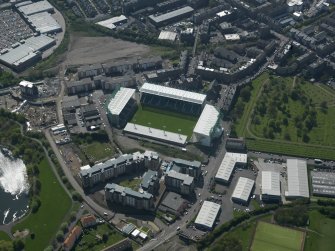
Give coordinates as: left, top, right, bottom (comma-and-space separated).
131, 105, 198, 138
250, 221, 304, 251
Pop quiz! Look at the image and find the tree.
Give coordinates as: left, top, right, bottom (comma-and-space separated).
13, 239, 24, 251
70, 211, 77, 222
56, 231, 64, 242
102, 233, 108, 243
60, 222, 68, 234
0, 240, 12, 251
284, 132, 291, 141
240, 86, 251, 102
210, 236, 242, 251
31, 198, 41, 213
274, 206, 308, 226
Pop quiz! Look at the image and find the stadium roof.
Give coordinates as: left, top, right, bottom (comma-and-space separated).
262, 171, 280, 197
124, 123, 187, 146
149, 6, 194, 24
96, 15, 128, 30
18, 0, 54, 16
193, 104, 220, 137
107, 88, 135, 115
286, 159, 309, 198
232, 177, 254, 202
194, 201, 220, 229
140, 83, 206, 105
215, 152, 247, 182
27, 12, 61, 34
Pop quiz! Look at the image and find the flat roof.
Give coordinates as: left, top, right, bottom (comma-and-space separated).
96, 15, 127, 30
149, 6, 194, 24
195, 201, 220, 229
232, 177, 254, 202
140, 83, 206, 105
286, 159, 309, 198
215, 152, 247, 182
311, 171, 335, 197
18, 0, 54, 16
193, 104, 220, 137
262, 171, 280, 197
28, 12, 61, 34
19, 80, 34, 88
124, 123, 187, 145
107, 88, 135, 116
166, 170, 194, 185
158, 31, 177, 41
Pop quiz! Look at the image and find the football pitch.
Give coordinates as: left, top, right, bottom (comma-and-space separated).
250, 221, 304, 251
130, 105, 198, 138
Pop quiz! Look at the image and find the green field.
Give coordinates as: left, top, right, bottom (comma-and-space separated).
12, 159, 72, 251
131, 105, 198, 138
119, 178, 142, 190
0, 231, 11, 241
233, 72, 335, 160
251, 222, 304, 251
80, 141, 115, 162
304, 210, 335, 251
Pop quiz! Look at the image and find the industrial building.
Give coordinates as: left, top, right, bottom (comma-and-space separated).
106, 87, 137, 128
0, 35, 55, 71
148, 6, 194, 27
165, 170, 194, 195
96, 15, 128, 30
123, 123, 188, 146
215, 152, 248, 184
140, 83, 206, 115
285, 159, 310, 199
194, 201, 221, 230
19, 80, 38, 97
232, 177, 254, 205
169, 158, 202, 178
261, 171, 281, 202
192, 104, 222, 146
311, 171, 335, 197
17, 0, 54, 16
105, 183, 154, 210
27, 12, 62, 34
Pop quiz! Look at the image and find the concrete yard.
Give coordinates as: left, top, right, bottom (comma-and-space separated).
65, 36, 151, 66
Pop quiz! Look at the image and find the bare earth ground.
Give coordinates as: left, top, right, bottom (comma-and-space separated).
65, 36, 151, 66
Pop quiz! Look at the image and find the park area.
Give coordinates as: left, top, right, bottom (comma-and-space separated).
250, 221, 304, 251
131, 105, 198, 138
233, 72, 335, 159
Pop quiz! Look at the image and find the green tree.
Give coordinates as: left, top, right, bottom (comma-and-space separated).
210, 236, 242, 251
56, 231, 64, 242
12, 240, 24, 251
0, 240, 13, 251
240, 86, 251, 102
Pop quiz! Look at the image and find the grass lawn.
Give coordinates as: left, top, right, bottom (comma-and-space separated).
119, 178, 142, 190
74, 224, 125, 251
12, 158, 72, 251
80, 141, 115, 163
0, 231, 11, 241
131, 105, 198, 138
304, 210, 335, 251
250, 221, 304, 251
234, 73, 335, 160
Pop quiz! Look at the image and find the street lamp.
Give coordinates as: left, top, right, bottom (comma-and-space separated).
178, 129, 182, 140
163, 125, 166, 136
148, 122, 151, 133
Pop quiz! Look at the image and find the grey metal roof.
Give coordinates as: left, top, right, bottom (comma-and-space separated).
141, 170, 158, 189
161, 192, 185, 211
195, 201, 220, 229
149, 6, 194, 23
286, 159, 309, 198
166, 170, 194, 185
105, 183, 153, 199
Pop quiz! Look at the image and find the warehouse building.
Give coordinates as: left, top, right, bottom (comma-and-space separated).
96, 15, 128, 30
285, 159, 310, 199
192, 104, 222, 147
232, 177, 254, 205
105, 183, 154, 210
17, 0, 54, 16
165, 170, 194, 195
148, 6, 194, 27
311, 171, 335, 198
261, 171, 281, 202
194, 201, 221, 230
215, 152, 247, 184
107, 87, 137, 128
27, 12, 62, 34
140, 83, 206, 115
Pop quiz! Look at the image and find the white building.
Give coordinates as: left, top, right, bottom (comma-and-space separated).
232, 177, 254, 205
96, 15, 128, 30
287, 0, 304, 12
158, 31, 177, 41
194, 201, 221, 230
215, 152, 247, 184
261, 171, 281, 202
285, 159, 309, 199
192, 104, 222, 146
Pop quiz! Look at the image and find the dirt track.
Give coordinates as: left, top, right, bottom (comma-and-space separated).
65, 36, 151, 66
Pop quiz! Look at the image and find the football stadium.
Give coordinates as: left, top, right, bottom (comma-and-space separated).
119, 83, 223, 146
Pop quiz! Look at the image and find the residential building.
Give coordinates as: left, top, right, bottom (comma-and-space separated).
170, 158, 202, 178
165, 170, 194, 195
63, 226, 82, 251
140, 170, 159, 194
80, 214, 97, 228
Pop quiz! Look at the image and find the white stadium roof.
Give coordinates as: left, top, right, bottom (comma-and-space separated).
286, 159, 309, 198
262, 171, 280, 197
232, 177, 254, 203
140, 83, 206, 105
107, 88, 135, 116
193, 104, 219, 137
215, 152, 247, 182
195, 201, 220, 229
124, 123, 187, 146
